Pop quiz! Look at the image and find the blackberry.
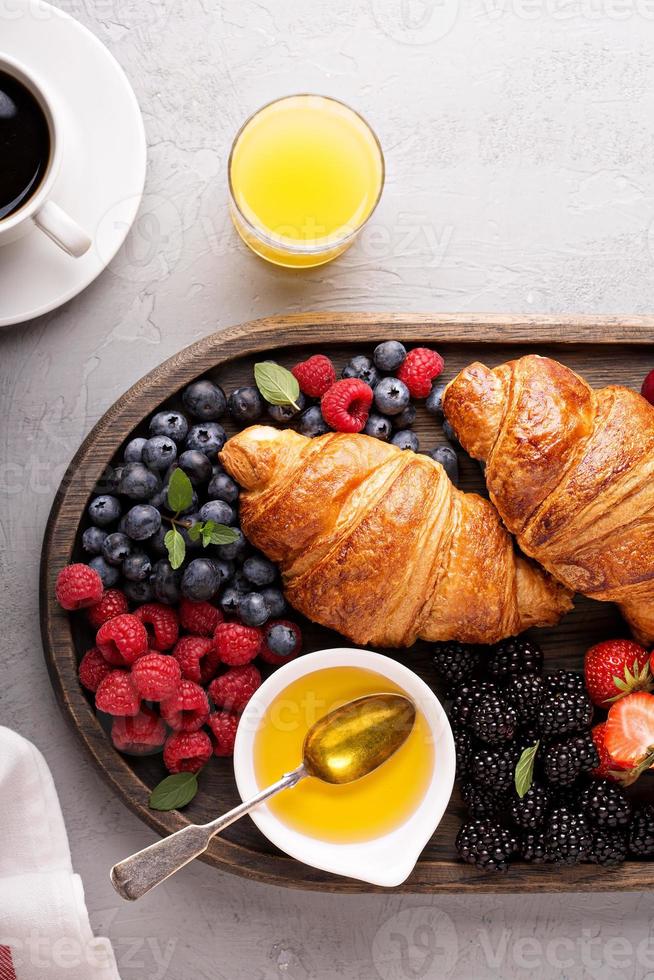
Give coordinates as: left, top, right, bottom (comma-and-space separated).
460, 781, 510, 819
510, 782, 552, 829
455, 819, 519, 873
449, 683, 491, 728
432, 642, 481, 688
545, 805, 592, 864
453, 727, 474, 778
506, 674, 543, 725
521, 831, 551, 863
537, 674, 593, 737
487, 637, 543, 680
578, 779, 632, 829
471, 745, 517, 793
469, 689, 517, 745
587, 828, 628, 867
543, 734, 600, 787
628, 804, 654, 857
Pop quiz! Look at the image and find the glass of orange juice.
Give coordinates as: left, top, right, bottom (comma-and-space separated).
228, 94, 385, 268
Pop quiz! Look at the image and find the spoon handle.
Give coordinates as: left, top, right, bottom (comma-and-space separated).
110, 765, 306, 901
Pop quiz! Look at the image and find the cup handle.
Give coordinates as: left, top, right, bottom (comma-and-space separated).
33, 200, 92, 258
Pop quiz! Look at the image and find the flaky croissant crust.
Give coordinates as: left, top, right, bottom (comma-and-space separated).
443, 354, 654, 644
220, 426, 571, 648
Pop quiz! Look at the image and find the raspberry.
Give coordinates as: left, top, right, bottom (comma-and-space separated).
207, 711, 239, 757
397, 347, 444, 398
55, 563, 103, 611
163, 730, 212, 774
214, 622, 262, 666
95, 670, 140, 716
133, 603, 179, 651
111, 707, 166, 755
87, 588, 129, 629
96, 613, 148, 666
321, 379, 373, 433
208, 665, 261, 713
260, 620, 303, 665
291, 354, 336, 398
78, 647, 112, 693
172, 636, 216, 684
160, 679, 209, 732
131, 652, 181, 701
178, 598, 222, 637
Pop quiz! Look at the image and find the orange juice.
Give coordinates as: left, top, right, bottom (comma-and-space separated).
228, 95, 384, 268
253, 666, 434, 843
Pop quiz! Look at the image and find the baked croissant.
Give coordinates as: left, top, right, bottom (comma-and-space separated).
219, 426, 571, 647
443, 354, 654, 644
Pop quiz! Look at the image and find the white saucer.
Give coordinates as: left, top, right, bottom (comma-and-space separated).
0, 0, 146, 327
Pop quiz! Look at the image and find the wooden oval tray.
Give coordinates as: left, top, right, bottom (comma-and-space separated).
40, 312, 654, 893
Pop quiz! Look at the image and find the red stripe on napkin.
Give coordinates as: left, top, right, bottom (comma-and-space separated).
0, 947, 16, 980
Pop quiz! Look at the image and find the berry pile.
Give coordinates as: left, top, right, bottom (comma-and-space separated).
433, 635, 654, 873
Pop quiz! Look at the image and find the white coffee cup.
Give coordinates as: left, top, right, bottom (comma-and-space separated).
0, 53, 91, 257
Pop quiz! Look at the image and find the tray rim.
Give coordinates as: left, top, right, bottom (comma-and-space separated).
40, 311, 654, 894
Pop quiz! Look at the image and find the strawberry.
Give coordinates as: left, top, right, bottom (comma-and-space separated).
591, 722, 626, 782
605, 692, 654, 778
583, 639, 652, 708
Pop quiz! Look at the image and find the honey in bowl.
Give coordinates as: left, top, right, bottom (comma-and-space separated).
252, 666, 434, 843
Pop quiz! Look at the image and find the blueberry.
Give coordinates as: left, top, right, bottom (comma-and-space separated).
342, 355, 380, 389
185, 422, 226, 456
215, 527, 247, 561
123, 504, 161, 541
94, 465, 121, 495
391, 430, 419, 452
207, 470, 240, 504
148, 526, 169, 557
148, 487, 167, 510
120, 462, 160, 501
181, 558, 220, 601
88, 555, 120, 587
220, 586, 243, 616
262, 586, 286, 617
442, 420, 459, 445
149, 410, 189, 444
298, 405, 329, 438
198, 499, 235, 526
213, 559, 235, 583
265, 623, 298, 658
88, 495, 121, 527
425, 445, 459, 484
123, 550, 152, 581
363, 413, 392, 441
176, 450, 212, 486
102, 532, 132, 566
82, 526, 107, 555
123, 579, 155, 603
177, 513, 203, 551
182, 379, 227, 420
267, 393, 306, 423
243, 555, 276, 587
373, 341, 407, 372
238, 592, 270, 627
124, 437, 147, 463
142, 435, 177, 471
393, 404, 416, 429
426, 382, 446, 420
151, 559, 182, 604
228, 386, 264, 424
373, 377, 410, 416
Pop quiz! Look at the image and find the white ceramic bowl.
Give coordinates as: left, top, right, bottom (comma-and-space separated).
233, 648, 455, 888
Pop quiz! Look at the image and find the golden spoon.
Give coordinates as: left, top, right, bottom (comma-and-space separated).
110, 693, 416, 901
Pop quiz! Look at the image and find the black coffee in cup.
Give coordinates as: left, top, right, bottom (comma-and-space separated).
0, 70, 50, 221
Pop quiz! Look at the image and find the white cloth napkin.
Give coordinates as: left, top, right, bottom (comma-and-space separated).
0, 727, 121, 979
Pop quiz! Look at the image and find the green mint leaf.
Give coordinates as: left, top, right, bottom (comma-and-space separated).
200, 519, 216, 547
254, 361, 300, 409
187, 521, 203, 542
206, 524, 239, 546
515, 740, 539, 798
164, 527, 186, 570
149, 772, 198, 811
167, 467, 194, 513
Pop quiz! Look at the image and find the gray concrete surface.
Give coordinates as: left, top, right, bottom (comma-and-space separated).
2, 0, 654, 977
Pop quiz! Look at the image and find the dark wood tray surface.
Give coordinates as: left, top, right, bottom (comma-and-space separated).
40, 313, 654, 892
